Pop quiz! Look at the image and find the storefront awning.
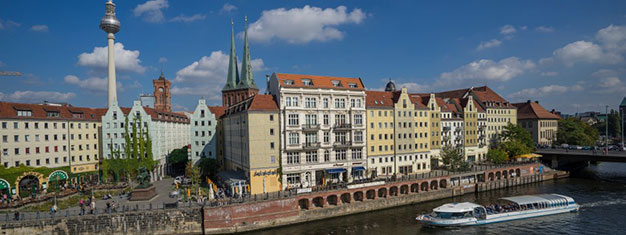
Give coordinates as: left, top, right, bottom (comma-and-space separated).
326, 168, 346, 174
0, 179, 9, 190
48, 170, 68, 181
352, 166, 366, 171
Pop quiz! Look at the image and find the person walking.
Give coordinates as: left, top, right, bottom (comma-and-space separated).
90, 200, 95, 214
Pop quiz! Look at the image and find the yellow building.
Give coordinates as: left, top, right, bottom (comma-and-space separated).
0, 102, 103, 172
513, 101, 560, 145
366, 85, 432, 177
222, 95, 281, 195
438, 86, 517, 147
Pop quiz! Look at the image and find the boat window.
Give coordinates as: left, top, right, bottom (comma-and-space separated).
434, 212, 468, 219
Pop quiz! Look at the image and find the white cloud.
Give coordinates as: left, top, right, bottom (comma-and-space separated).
246, 5, 366, 44
540, 71, 558, 76
552, 40, 622, 66
591, 69, 619, 78
535, 26, 554, 32
500, 25, 516, 35
439, 57, 535, 84
77, 42, 146, 74
172, 51, 265, 101
158, 57, 168, 63
170, 14, 206, 23
0, 19, 20, 30
397, 82, 430, 93
221, 3, 237, 13
134, 0, 169, 23
509, 84, 582, 99
598, 77, 622, 88
30, 25, 48, 32
64, 75, 123, 92
477, 39, 502, 50
0, 91, 75, 103
596, 24, 626, 53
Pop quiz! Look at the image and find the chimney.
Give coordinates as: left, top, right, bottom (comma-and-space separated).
535, 101, 539, 104
527, 100, 531, 103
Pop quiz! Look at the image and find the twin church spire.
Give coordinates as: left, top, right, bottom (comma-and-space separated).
223, 17, 257, 92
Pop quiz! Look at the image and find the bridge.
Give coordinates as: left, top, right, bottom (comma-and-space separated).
536, 149, 626, 171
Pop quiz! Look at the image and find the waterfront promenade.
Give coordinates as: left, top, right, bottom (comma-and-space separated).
1, 162, 561, 234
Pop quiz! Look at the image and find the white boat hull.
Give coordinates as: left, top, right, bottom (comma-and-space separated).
417, 205, 580, 227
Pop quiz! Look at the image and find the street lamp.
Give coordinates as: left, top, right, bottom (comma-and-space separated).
605, 105, 609, 154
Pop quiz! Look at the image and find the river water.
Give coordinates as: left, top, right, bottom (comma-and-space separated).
247, 163, 626, 235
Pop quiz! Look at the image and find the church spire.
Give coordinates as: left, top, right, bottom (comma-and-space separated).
239, 16, 257, 90
223, 19, 239, 91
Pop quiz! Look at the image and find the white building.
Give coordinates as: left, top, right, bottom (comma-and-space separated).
268, 73, 367, 189
188, 99, 223, 164
101, 100, 190, 180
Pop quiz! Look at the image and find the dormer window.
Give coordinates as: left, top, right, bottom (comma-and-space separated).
331, 80, 342, 87
348, 83, 357, 88
302, 79, 313, 86
46, 111, 60, 117
72, 113, 84, 119
17, 110, 32, 117
284, 80, 294, 85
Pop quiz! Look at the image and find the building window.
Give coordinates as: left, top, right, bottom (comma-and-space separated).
323, 98, 329, 108
323, 114, 329, 125
17, 110, 32, 117
269, 115, 274, 121
323, 132, 330, 143
305, 114, 318, 126
305, 97, 317, 108
288, 114, 299, 126
334, 98, 345, 108
270, 128, 274, 135
1, 122, 6, 129
286, 173, 300, 184
288, 132, 300, 145
354, 114, 363, 125
354, 131, 363, 142
287, 152, 300, 164
351, 149, 362, 159
334, 114, 346, 125
306, 151, 318, 163
324, 150, 330, 162
335, 149, 347, 161
305, 132, 318, 144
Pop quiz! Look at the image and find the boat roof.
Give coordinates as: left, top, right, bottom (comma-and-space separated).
500, 194, 574, 205
433, 202, 482, 213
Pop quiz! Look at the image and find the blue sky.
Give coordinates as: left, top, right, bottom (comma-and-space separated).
1, 0, 626, 114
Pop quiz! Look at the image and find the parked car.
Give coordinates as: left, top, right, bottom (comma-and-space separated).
183, 178, 192, 185
581, 146, 592, 150
561, 144, 569, 149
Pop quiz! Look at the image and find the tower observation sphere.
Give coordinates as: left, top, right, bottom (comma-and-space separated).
100, 0, 120, 34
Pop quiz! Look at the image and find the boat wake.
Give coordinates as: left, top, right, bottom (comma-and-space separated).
581, 198, 626, 208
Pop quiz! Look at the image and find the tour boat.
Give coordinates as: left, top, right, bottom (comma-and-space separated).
416, 194, 580, 227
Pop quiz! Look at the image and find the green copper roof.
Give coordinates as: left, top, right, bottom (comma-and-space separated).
238, 16, 258, 90
620, 97, 626, 107
223, 20, 240, 91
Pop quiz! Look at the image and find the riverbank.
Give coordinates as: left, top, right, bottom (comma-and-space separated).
204, 163, 563, 234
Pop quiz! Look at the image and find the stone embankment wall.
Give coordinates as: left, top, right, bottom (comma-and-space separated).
1, 207, 203, 235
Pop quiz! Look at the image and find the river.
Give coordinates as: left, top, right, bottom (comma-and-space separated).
246, 163, 626, 235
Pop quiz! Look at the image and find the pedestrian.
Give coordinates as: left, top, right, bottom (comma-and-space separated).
90, 200, 95, 214
50, 204, 57, 217
14, 211, 19, 221
80, 199, 85, 215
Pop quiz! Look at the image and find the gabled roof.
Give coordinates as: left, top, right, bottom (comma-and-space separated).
365, 90, 394, 108
0, 102, 106, 121
620, 97, 626, 107
407, 94, 428, 109
513, 101, 560, 120
436, 86, 513, 109
275, 73, 365, 90
225, 94, 278, 116
207, 106, 226, 119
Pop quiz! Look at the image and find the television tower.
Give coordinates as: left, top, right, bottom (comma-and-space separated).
100, 0, 121, 107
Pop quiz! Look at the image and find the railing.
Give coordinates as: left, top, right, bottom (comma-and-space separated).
455, 127, 463, 133
302, 124, 320, 130
443, 126, 451, 132
333, 123, 352, 129
303, 142, 321, 149
333, 141, 352, 147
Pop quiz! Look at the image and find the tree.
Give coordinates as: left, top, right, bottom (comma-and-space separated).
168, 146, 188, 176
440, 145, 468, 172
557, 117, 599, 146
500, 123, 535, 150
594, 109, 622, 139
500, 140, 532, 158
486, 149, 508, 164
197, 158, 218, 180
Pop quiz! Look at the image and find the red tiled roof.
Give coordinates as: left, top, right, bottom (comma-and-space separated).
436, 86, 513, 108
0, 101, 106, 121
365, 91, 394, 108
276, 73, 365, 90
472, 86, 510, 106
408, 94, 428, 109
207, 106, 226, 118
513, 101, 560, 120
249, 95, 278, 111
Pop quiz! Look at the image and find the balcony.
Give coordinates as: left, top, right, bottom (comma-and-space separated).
302, 124, 320, 131
333, 141, 352, 148
333, 123, 352, 130
479, 125, 486, 131
479, 134, 485, 140
443, 126, 451, 132
456, 136, 463, 141
443, 135, 450, 141
455, 127, 463, 133
303, 142, 321, 149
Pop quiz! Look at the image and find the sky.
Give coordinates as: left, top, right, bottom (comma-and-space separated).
1, 0, 626, 114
